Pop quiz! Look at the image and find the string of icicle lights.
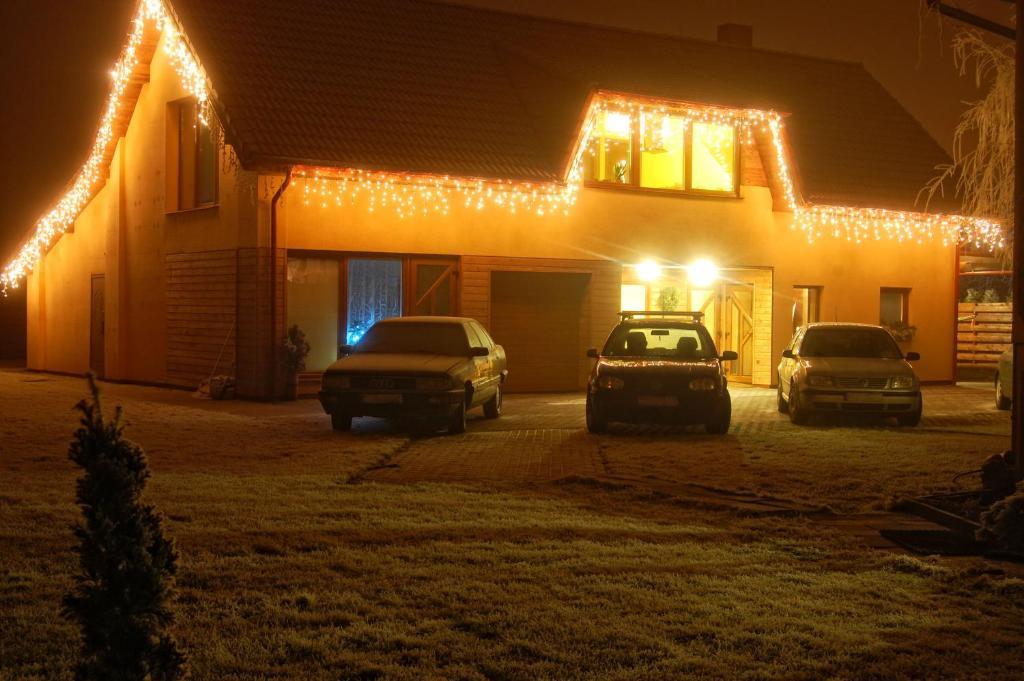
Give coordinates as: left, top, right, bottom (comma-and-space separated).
0, 17, 1005, 293
0, 0, 209, 293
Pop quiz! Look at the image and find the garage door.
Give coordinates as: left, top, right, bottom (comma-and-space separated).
490, 271, 590, 392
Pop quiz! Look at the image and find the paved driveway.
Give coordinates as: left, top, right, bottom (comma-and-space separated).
361, 383, 1008, 486
1, 369, 1009, 513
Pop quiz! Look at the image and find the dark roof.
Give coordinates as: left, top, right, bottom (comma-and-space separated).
170, 0, 953, 211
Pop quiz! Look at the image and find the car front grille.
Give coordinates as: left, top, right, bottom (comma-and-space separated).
350, 376, 417, 390
834, 376, 888, 390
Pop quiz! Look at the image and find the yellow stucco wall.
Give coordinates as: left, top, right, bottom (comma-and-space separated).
277, 181, 955, 384
26, 33, 256, 383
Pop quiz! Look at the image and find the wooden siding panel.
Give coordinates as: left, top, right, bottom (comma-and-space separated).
165, 250, 237, 388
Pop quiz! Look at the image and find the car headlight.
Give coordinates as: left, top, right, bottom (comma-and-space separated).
596, 375, 625, 390
322, 374, 350, 390
806, 374, 833, 387
890, 375, 916, 390
689, 377, 718, 391
415, 376, 450, 390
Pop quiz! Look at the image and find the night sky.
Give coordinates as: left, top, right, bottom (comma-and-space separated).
0, 0, 1013, 263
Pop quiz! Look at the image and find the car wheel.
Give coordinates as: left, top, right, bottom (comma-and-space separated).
996, 374, 1011, 411
331, 412, 352, 431
896, 394, 923, 427
777, 382, 789, 414
706, 391, 732, 435
483, 384, 503, 419
586, 393, 607, 433
448, 398, 467, 435
788, 383, 809, 425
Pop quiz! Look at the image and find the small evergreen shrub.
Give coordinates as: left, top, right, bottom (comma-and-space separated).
62, 375, 186, 681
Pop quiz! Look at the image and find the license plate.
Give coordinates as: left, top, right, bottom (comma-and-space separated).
362, 393, 402, 404
638, 395, 678, 407
845, 392, 880, 403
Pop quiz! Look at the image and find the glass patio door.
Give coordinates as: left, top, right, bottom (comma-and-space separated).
721, 283, 754, 381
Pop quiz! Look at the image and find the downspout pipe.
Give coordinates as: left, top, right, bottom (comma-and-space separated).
269, 168, 293, 400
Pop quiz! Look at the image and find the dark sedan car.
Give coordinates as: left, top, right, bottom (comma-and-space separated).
585, 312, 737, 434
318, 316, 507, 434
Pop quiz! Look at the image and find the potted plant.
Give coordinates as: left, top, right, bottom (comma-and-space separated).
657, 286, 680, 312
883, 321, 917, 344
282, 324, 310, 400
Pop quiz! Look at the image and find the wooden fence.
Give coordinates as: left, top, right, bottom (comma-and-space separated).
957, 302, 1011, 369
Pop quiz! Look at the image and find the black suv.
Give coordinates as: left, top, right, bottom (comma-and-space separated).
585, 312, 737, 434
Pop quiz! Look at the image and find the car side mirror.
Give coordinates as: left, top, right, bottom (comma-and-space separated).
586, 348, 599, 359
782, 349, 795, 359
339, 344, 355, 356
720, 351, 738, 361
905, 351, 920, 361
470, 346, 490, 357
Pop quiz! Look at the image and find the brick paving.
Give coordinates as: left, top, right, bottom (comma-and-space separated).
364, 383, 1009, 484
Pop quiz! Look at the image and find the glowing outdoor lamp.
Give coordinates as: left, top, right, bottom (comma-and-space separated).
687, 259, 719, 287
635, 259, 662, 282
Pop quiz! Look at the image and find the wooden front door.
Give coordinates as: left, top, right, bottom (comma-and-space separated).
721, 283, 754, 382
90, 275, 105, 378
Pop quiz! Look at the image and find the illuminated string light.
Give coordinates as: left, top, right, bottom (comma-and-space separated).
0, 24, 1004, 294
0, 0, 211, 293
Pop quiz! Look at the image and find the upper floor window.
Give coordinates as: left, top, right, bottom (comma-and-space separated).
166, 97, 218, 212
585, 109, 739, 195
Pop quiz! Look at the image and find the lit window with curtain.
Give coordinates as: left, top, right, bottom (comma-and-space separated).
585, 110, 633, 184
690, 121, 737, 192
347, 259, 403, 345
640, 112, 686, 190
585, 105, 738, 195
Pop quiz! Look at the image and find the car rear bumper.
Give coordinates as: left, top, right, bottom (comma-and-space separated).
801, 389, 920, 413
319, 389, 464, 419
590, 389, 727, 424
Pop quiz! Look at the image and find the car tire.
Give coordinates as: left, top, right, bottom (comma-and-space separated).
448, 398, 467, 435
331, 412, 352, 431
706, 391, 732, 435
777, 383, 789, 414
585, 393, 607, 434
483, 385, 503, 419
788, 383, 810, 425
897, 395, 923, 427
996, 375, 1011, 411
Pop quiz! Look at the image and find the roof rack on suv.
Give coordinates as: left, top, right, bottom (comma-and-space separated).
619, 310, 705, 322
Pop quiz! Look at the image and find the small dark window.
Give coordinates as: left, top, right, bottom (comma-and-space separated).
167, 97, 218, 211
880, 288, 910, 328
793, 286, 822, 332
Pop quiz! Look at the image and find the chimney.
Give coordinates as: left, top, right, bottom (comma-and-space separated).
717, 23, 753, 48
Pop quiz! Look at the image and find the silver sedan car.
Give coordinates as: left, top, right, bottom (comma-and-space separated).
777, 323, 922, 426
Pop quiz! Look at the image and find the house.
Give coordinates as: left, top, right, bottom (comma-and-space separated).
1, 0, 1001, 398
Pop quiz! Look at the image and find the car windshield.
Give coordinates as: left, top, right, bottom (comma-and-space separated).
603, 324, 716, 359
800, 327, 902, 359
358, 322, 469, 355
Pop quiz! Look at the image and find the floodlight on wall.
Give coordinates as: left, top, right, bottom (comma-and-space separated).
687, 259, 719, 287
635, 260, 662, 282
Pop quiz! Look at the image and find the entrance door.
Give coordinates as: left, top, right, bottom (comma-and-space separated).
689, 280, 754, 382
90, 275, 105, 378
407, 258, 458, 316
721, 283, 754, 381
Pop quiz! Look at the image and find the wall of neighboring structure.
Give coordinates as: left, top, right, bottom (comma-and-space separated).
277, 177, 956, 384
24, 34, 259, 390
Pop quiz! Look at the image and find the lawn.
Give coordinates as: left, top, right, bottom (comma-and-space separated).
2, 373, 1023, 679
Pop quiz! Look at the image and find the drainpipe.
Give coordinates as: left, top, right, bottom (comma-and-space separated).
269, 168, 293, 400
